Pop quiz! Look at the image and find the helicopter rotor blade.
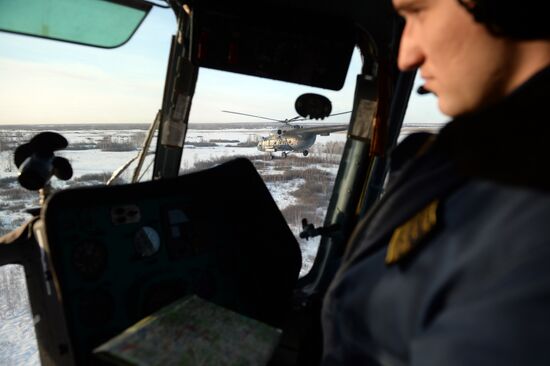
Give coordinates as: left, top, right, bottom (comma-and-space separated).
290, 110, 352, 122
222, 109, 350, 124
222, 110, 283, 122
328, 111, 352, 117
286, 115, 302, 122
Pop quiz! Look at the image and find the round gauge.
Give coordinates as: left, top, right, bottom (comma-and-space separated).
134, 226, 161, 257
72, 240, 108, 279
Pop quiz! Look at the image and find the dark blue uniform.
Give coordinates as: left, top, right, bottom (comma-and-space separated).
321, 66, 550, 365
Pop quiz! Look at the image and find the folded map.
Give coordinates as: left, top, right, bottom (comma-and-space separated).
93, 295, 282, 366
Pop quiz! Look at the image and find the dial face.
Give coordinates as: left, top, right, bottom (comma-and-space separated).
72, 240, 108, 279
134, 226, 161, 257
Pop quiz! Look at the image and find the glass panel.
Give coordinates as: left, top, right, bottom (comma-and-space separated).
182, 49, 362, 277
0, 265, 39, 365
0, 7, 175, 364
0, 5, 175, 185
0, 0, 150, 48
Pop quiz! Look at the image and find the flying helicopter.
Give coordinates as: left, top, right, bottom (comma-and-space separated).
0, 0, 416, 365
222, 96, 351, 157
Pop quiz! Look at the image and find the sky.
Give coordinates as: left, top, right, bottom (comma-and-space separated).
0, 6, 447, 125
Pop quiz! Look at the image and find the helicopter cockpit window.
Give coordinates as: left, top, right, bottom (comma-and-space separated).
0, 0, 151, 48
0, 6, 175, 364
182, 49, 361, 277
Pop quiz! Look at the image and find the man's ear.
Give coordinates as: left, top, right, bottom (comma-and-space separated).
457, 0, 477, 10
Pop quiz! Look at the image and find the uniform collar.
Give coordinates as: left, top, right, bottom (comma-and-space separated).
341, 66, 550, 265
434, 65, 550, 191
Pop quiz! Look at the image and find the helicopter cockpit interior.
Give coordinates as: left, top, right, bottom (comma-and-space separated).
0, 0, 417, 364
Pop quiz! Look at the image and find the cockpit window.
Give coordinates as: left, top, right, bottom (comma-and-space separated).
181, 49, 361, 277
0, 0, 151, 48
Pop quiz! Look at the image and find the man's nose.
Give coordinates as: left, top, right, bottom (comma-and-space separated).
397, 22, 425, 71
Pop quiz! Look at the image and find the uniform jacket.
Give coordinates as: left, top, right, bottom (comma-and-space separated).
321, 66, 550, 366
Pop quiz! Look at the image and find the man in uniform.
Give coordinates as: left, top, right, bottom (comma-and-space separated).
321, 0, 550, 364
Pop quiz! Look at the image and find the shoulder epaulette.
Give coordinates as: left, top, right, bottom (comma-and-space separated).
385, 200, 439, 265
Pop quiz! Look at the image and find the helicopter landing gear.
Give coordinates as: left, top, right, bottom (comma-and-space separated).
303, 150, 309, 156
282, 152, 288, 158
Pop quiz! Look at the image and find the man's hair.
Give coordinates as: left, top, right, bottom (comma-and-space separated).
457, 0, 549, 40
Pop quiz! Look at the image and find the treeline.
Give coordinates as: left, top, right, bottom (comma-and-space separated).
0, 131, 147, 152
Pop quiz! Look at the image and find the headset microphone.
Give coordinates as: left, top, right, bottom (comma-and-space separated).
417, 86, 431, 95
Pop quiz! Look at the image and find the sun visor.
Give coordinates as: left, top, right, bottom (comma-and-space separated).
190, 5, 356, 90
0, 0, 151, 48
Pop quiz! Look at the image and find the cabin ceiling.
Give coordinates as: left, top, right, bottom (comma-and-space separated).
181, 0, 399, 54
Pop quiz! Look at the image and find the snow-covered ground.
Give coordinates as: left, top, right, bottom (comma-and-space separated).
0, 265, 39, 366
0, 124, 346, 365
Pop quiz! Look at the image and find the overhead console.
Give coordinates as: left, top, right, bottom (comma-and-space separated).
190, 4, 357, 90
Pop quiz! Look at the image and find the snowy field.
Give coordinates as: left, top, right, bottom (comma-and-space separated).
0, 123, 350, 365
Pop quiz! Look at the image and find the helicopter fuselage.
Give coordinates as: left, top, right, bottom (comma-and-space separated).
257, 131, 316, 154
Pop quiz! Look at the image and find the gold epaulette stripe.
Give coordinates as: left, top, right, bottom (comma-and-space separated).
385, 200, 439, 265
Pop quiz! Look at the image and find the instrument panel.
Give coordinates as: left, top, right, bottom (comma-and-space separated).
42, 158, 301, 365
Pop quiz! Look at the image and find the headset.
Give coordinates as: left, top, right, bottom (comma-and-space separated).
457, 0, 549, 40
